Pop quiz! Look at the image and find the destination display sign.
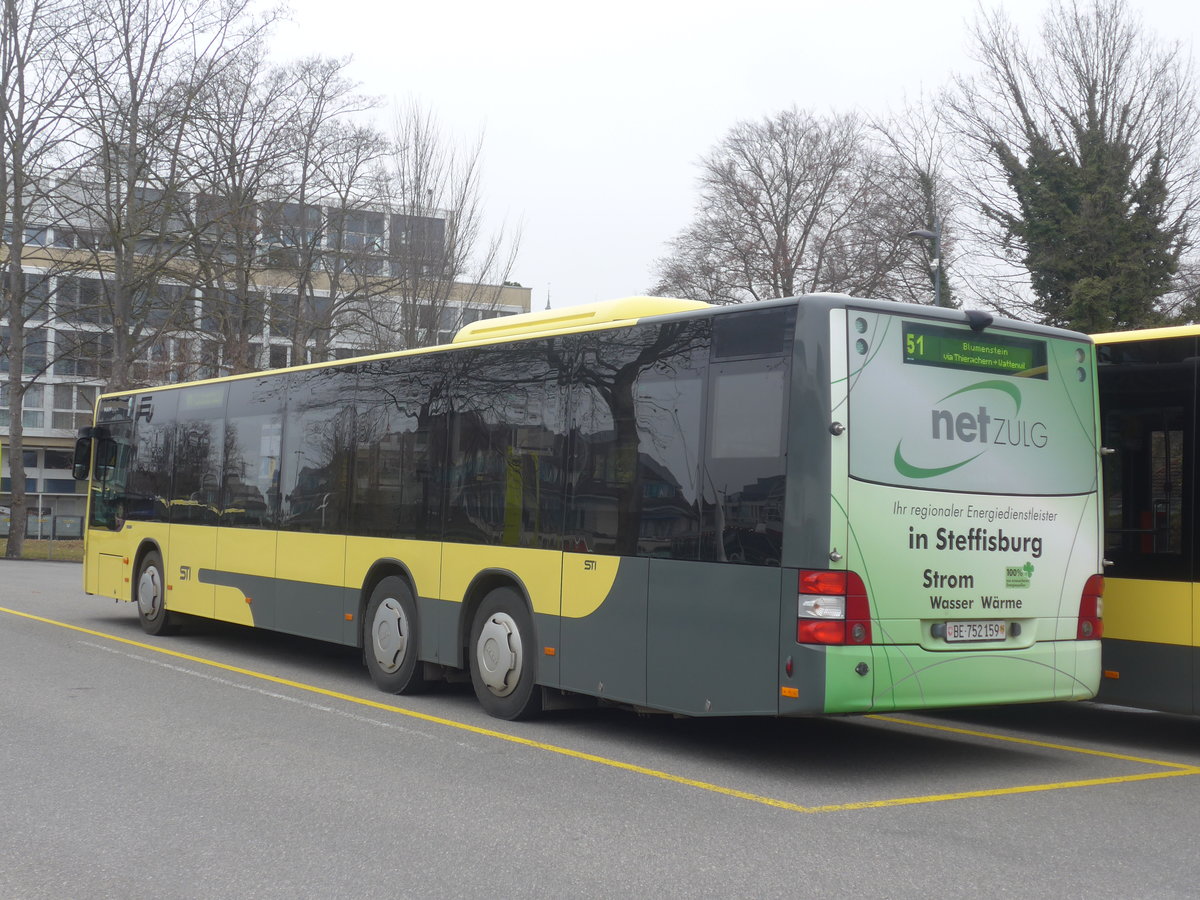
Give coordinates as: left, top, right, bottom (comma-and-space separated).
902, 322, 1048, 379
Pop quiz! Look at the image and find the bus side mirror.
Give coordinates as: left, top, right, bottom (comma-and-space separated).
72, 434, 93, 480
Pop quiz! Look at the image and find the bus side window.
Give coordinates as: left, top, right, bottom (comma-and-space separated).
170, 385, 226, 525
87, 424, 132, 531
279, 367, 356, 533
223, 374, 284, 529
445, 340, 567, 549
566, 320, 710, 559
1098, 336, 1196, 582
352, 354, 448, 540
1104, 408, 1187, 560
702, 360, 788, 565
700, 306, 794, 566
126, 390, 178, 522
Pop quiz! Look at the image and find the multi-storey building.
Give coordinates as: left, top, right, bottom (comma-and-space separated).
2, 191, 531, 537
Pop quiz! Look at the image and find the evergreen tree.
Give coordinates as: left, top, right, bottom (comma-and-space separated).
991, 127, 1182, 332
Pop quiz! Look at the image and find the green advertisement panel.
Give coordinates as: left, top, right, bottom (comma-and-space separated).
842, 309, 1102, 687
847, 310, 1097, 496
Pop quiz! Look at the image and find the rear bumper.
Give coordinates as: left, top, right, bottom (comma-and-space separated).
806, 640, 1101, 715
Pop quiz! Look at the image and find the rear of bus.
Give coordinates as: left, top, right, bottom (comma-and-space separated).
791, 300, 1103, 713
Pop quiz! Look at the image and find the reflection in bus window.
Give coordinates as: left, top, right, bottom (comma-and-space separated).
280, 367, 355, 533
445, 341, 567, 548
352, 354, 448, 540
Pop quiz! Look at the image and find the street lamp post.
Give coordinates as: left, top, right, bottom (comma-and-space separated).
906, 222, 943, 307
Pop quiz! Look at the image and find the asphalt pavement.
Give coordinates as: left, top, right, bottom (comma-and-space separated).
3, 560, 1199, 898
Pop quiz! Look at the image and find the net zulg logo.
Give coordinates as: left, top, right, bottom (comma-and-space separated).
894, 380, 1048, 479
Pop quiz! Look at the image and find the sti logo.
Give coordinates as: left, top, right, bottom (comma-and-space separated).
893, 380, 1048, 479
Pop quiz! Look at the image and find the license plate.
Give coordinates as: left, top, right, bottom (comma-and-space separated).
944, 620, 1006, 643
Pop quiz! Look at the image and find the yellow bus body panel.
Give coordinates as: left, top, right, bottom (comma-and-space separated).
85, 527, 133, 600
1103, 577, 1194, 647
214, 528, 276, 626
274, 532, 348, 588
560, 553, 620, 618
441, 544, 561, 614
345, 537, 442, 601
166, 524, 216, 617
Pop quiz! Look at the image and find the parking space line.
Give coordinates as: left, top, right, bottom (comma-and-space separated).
8, 605, 1199, 814
867, 714, 1198, 770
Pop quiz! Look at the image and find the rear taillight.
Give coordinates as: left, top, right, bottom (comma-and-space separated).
797, 570, 872, 645
1078, 574, 1104, 639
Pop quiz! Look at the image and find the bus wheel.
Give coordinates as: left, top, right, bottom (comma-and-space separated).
364, 576, 429, 694
136, 550, 177, 636
469, 587, 542, 720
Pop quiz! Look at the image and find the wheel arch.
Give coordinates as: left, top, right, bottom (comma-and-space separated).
357, 557, 418, 650
132, 538, 165, 588
459, 568, 535, 663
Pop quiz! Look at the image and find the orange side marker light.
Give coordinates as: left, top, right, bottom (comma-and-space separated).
780, 686, 799, 698
544, 647, 556, 656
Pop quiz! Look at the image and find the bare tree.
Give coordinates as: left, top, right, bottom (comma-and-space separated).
350, 101, 519, 353
872, 94, 963, 307
1, 0, 82, 556
184, 45, 296, 375
650, 107, 923, 305
309, 119, 394, 358
259, 55, 378, 366
948, 0, 1200, 325
58, 0, 273, 391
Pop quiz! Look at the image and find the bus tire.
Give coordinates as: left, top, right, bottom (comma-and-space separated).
364, 576, 429, 694
469, 587, 542, 720
136, 550, 177, 636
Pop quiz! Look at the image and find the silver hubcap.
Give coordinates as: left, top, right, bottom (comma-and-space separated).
137, 566, 162, 620
476, 612, 522, 697
372, 597, 409, 674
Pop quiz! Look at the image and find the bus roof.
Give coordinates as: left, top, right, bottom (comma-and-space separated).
1093, 323, 1200, 344
451, 296, 710, 344
97, 296, 716, 399
97, 294, 1089, 401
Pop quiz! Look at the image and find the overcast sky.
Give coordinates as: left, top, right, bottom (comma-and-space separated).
270, 0, 1199, 309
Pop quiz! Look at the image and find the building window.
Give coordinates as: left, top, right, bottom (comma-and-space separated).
0, 327, 49, 375
330, 208, 386, 274
201, 291, 265, 335
53, 329, 112, 378
0, 382, 45, 428
141, 282, 195, 330
44, 449, 74, 470
22, 275, 50, 320
2, 223, 47, 246
51, 384, 97, 430
56, 276, 112, 325
262, 201, 322, 248
269, 295, 296, 339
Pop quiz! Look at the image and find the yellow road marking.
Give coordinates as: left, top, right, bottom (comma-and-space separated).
866, 714, 1198, 770
6, 605, 1199, 813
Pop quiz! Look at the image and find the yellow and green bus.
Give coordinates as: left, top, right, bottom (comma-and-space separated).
73, 295, 1104, 719
1094, 324, 1200, 714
